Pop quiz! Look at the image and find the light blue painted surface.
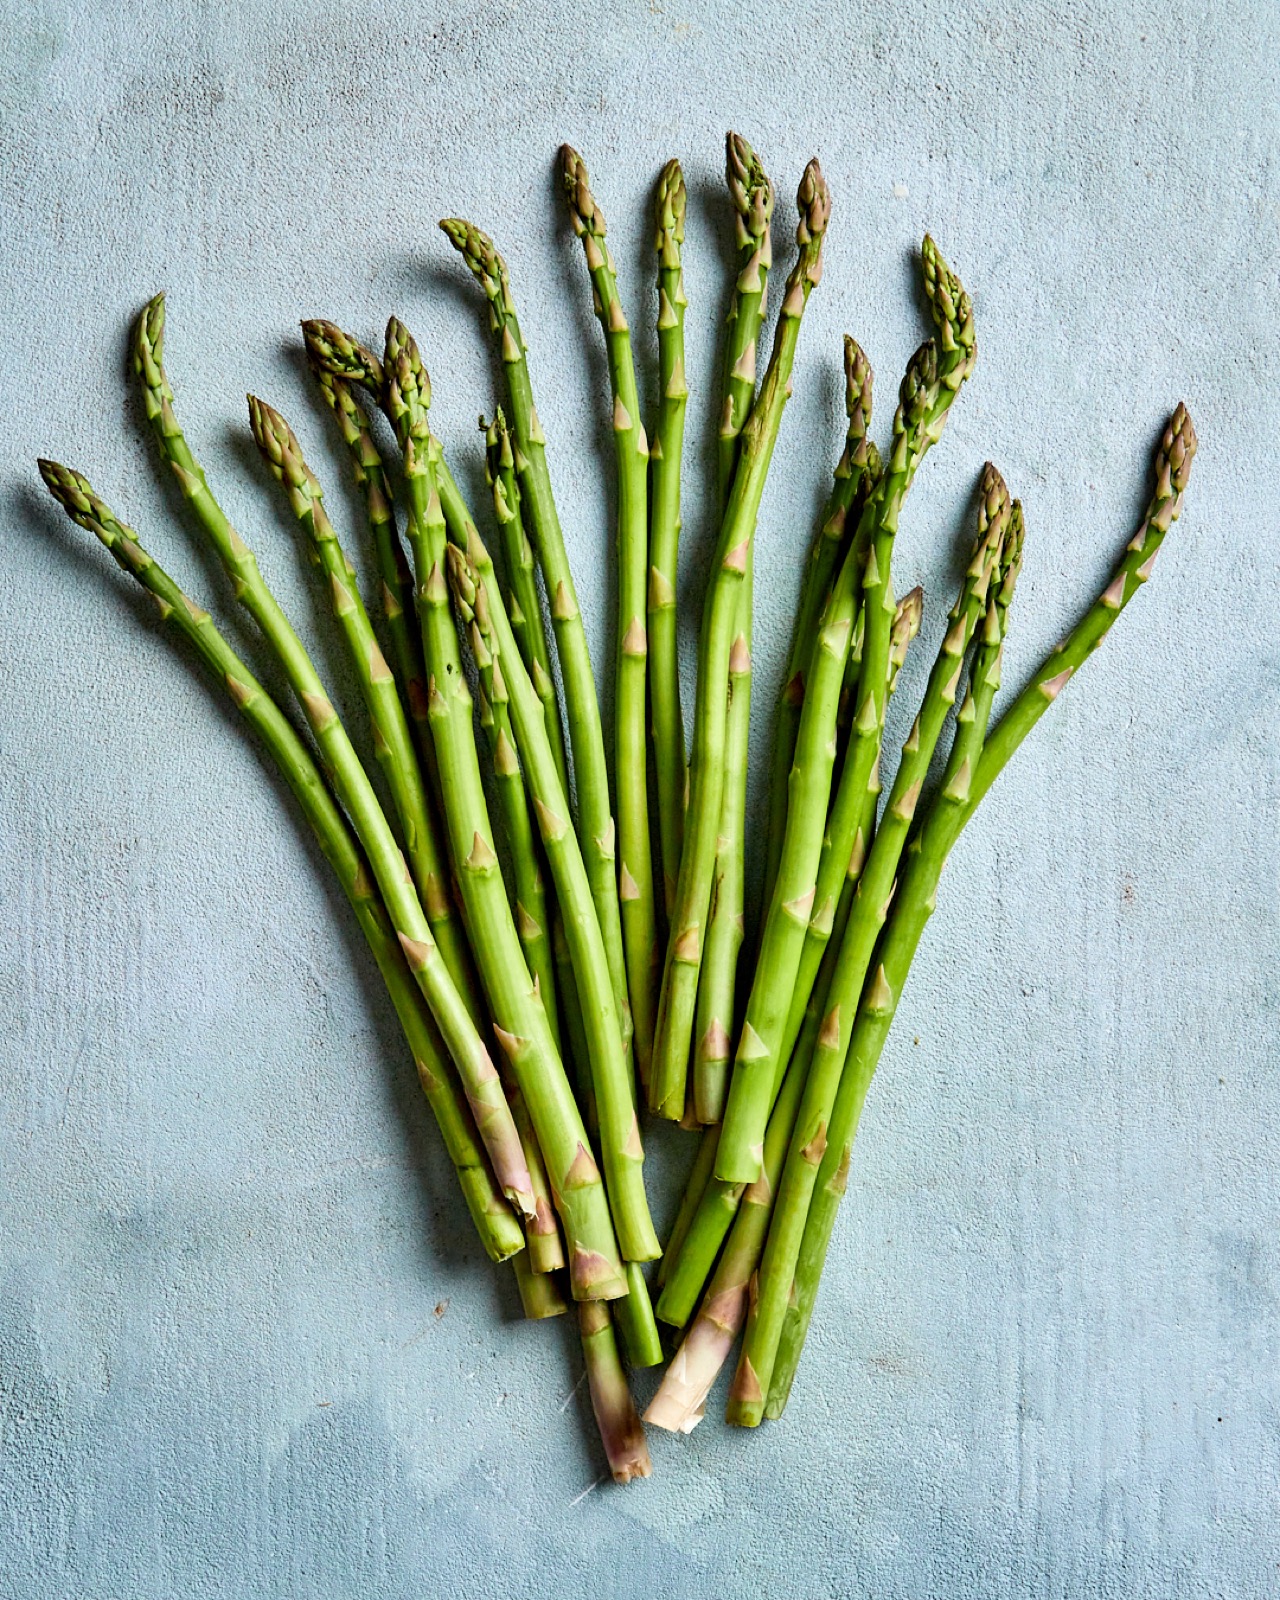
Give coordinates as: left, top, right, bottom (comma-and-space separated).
1, 0, 1277, 1593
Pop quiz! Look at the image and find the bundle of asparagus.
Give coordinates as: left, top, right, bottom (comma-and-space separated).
38, 132, 1195, 1481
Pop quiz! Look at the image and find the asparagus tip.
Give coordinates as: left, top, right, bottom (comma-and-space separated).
300, 319, 384, 393
559, 143, 605, 238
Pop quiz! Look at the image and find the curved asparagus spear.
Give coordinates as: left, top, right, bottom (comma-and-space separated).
38, 461, 524, 1265
728, 470, 1011, 1422
444, 525, 660, 1264
691, 136, 775, 1125
560, 144, 658, 1092
761, 338, 876, 912
439, 216, 631, 1067
131, 295, 537, 1225
648, 157, 689, 916
246, 395, 483, 1022
768, 404, 1197, 1415
650, 158, 832, 1121
378, 313, 626, 1300
717, 242, 976, 1181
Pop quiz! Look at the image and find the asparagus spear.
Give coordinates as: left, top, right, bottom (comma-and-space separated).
717, 132, 776, 499
559, 144, 659, 1093
760, 338, 876, 913
650, 158, 832, 1121
377, 313, 627, 1300
245, 396, 483, 1018
131, 295, 539, 1226
728, 468, 1011, 1422
445, 533, 660, 1264
716, 243, 976, 1181
439, 216, 631, 1071
648, 158, 689, 917
768, 404, 1196, 1415
38, 461, 525, 1266
512, 1253, 569, 1318
691, 135, 775, 1126
578, 1302, 652, 1483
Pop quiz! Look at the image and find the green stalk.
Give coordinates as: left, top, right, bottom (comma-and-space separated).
131, 295, 539, 1224
560, 144, 659, 1094
38, 461, 524, 1266
760, 339, 876, 913
512, 1254, 569, 1318
650, 159, 832, 1121
379, 314, 627, 1301
578, 1301, 652, 1483
728, 469, 1011, 1423
768, 403, 1197, 1415
648, 157, 690, 918
446, 533, 660, 1264
716, 243, 976, 1180
440, 216, 631, 1071
690, 136, 775, 1125
462, 625, 561, 1049
656, 1124, 721, 1288
246, 395, 483, 1023
482, 410, 571, 793
691, 603, 750, 1124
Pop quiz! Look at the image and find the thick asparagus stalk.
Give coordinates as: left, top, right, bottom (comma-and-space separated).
560, 144, 659, 1093
578, 1302, 652, 1483
131, 295, 538, 1226
690, 135, 775, 1126
38, 461, 524, 1265
768, 404, 1196, 1415
378, 314, 627, 1300
648, 159, 689, 917
728, 469, 1011, 1422
650, 159, 832, 1121
760, 338, 876, 912
439, 216, 631, 1069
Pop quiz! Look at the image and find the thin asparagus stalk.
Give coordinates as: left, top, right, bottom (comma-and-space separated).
464, 631, 561, 1050
650, 159, 832, 1121
691, 613, 750, 1124
717, 132, 775, 500
578, 1302, 652, 1483
445, 529, 661, 1265
378, 313, 627, 1300
648, 158, 689, 917
716, 243, 976, 1180
38, 461, 524, 1266
728, 469, 1011, 1422
768, 404, 1197, 1415
246, 395, 484, 1022
560, 145, 659, 1093
131, 295, 539, 1226
761, 339, 876, 912
482, 410, 571, 792
303, 342, 426, 735
512, 1254, 569, 1318
656, 1124, 721, 1288
440, 215, 632, 1068
653, 591, 920, 1328
690, 136, 776, 1125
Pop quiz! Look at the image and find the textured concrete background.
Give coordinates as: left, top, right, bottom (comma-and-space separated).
1, 0, 1277, 1594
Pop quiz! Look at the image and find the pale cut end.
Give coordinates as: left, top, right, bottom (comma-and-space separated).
644, 1312, 742, 1433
